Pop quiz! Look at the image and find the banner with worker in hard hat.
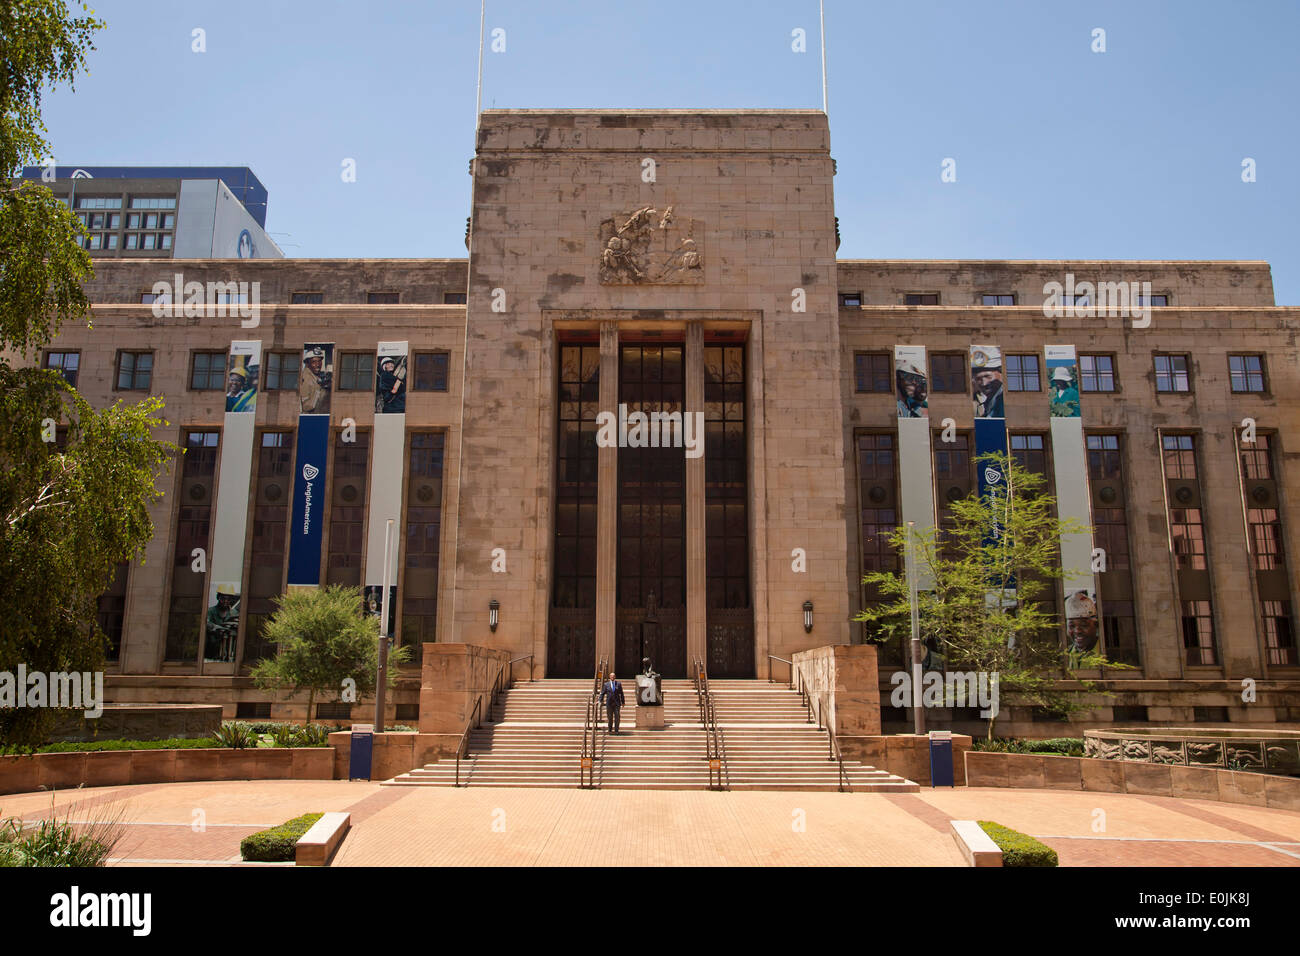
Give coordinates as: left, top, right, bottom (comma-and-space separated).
1045, 346, 1081, 418
894, 345, 929, 418
225, 340, 260, 413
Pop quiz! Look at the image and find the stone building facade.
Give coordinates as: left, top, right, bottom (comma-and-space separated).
28, 109, 1300, 735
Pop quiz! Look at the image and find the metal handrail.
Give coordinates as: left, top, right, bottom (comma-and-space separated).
455, 658, 512, 787
792, 664, 850, 792
694, 658, 729, 790
508, 654, 535, 683
767, 654, 793, 688
580, 656, 608, 788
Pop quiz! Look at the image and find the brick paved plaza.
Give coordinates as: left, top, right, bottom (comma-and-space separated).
3, 781, 1298, 867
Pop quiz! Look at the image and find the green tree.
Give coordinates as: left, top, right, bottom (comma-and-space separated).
250, 586, 410, 725
856, 453, 1130, 739
1, 2, 177, 747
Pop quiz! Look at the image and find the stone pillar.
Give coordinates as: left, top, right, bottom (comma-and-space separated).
595, 321, 619, 670
686, 322, 706, 671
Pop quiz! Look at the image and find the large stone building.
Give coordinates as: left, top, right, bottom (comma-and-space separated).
32, 109, 1300, 735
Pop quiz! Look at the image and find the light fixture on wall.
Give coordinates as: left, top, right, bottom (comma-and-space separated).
489, 599, 500, 633
803, 600, 814, 634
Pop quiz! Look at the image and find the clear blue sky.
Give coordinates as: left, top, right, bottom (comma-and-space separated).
37, 0, 1300, 302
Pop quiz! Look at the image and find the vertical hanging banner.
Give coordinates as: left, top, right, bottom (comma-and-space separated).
364, 341, 408, 632
1046, 345, 1100, 655
894, 346, 936, 589
287, 343, 334, 587
205, 339, 260, 662
971, 345, 1014, 604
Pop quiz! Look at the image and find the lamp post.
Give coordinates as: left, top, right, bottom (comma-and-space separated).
374, 518, 395, 733
905, 520, 925, 736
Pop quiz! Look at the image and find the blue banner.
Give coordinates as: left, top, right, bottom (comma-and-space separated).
287, 414, 330, 586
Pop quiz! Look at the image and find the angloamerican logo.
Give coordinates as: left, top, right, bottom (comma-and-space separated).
301, 463, 318, 533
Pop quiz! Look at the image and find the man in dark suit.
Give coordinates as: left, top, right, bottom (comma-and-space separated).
600, 671, 626, 734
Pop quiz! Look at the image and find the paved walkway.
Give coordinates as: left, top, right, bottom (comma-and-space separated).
2, 782, 1298, 866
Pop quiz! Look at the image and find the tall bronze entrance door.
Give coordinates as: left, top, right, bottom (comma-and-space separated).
616, 344, 687, 678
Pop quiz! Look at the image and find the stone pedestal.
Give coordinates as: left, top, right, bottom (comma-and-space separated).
635, 706, 665, 729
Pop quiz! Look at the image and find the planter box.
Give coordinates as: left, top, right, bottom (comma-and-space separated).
0, 755, 39, 796
130, 749, 178, 785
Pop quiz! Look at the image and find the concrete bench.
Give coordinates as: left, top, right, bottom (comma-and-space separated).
950, 820, 1002, 867
295, 812, 351, 866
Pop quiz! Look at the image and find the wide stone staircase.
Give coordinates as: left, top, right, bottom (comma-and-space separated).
386, 678, 918, 791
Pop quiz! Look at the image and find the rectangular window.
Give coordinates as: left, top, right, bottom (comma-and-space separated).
1182, 601, 1218, 665
316, 702, 353, 720
337, 352, 374, 391
235, 702, 272, 719
75, 196, 122, 209
291, 292, 323, 304
853, 352, 891, 393
129, 196, 176, 209
1136, 294, 1169, 307
43, 350, 80, 387
1241, 436, 1284, 571
106, 233, 119, 250
189, 351, 226, 390
1112, 704, 1148, 722
265, 352, 300, 391
1229, 354, 1265, 393
1009, 433, 1048, 474
1193, 706, 1228, 722
839, 292, 863, 307
981, 294, 1015, 306
367, 292, 400, 304
857, 433, 899, 652
96, 562, 129, 662
930, 353, 966, 393
442, 292, 467, 304
1162, 434, 1198, 479
125, 234, 139, 250
242, 431, 294, 666
402, 433, 446, 662
142, 234, 156, 250
1079, 354, 1116, 392
326, 430, 369, 587
1154, 354, 1191, 392
116, 351, 153, 390
553, 345, 600, 618
412, 351, 450, 391
1103, 601, 1140, 666
903, 293, 939, 305
1263, 601, 1297, 666
1006, 354, 1040, 391
164, 430, 220, 662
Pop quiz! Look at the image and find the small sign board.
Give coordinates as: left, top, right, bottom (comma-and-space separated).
348, 724, 374, 781
709, 759, 721, 771
581, 757, 592, 769
928, 730, 955, 788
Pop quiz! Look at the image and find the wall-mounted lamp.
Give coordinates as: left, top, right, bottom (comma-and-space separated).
489, 599, 500, 633
803, 600, 814, 634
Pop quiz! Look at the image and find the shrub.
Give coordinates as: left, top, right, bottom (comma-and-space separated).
296, 724, 332, 747
213, 722, 258, 749
0, 800, 126, 867
977, 821, 1059, 867
240, 813, 323, 862
271, 724, 298, 747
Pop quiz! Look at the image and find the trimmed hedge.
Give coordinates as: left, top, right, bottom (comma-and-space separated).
1, 737, 220, 756
972, 737, 1084, 757
240, 813, 324, 862
977, 821, 1059, 867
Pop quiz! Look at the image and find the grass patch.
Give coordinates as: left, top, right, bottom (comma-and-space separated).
977, 821, 1059, 867
240, 813, 323, 862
